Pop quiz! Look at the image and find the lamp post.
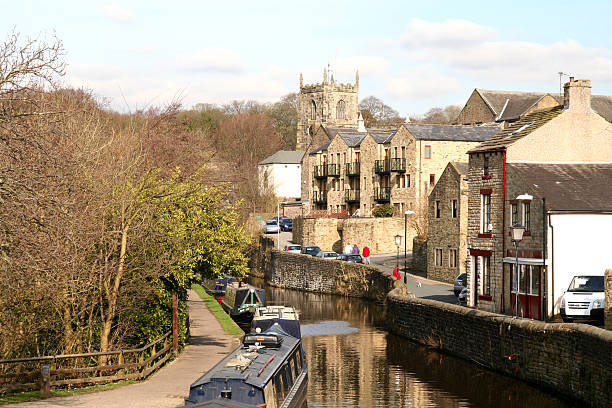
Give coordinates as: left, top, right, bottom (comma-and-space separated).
511, 224, 525, 317
394, 234, 401, 280
404, 210, 415, 277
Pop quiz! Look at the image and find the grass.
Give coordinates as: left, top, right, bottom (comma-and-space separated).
191, 283, 244, 336
0, 381, 136, 405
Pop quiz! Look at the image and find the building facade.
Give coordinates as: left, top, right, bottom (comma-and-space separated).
466, 78, 612, 320
258, 150, 305, 199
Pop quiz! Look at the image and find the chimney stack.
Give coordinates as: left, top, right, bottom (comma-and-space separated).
563, 78, 591, 113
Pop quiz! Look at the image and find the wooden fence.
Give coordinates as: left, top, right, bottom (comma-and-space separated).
0, 331, 175, 395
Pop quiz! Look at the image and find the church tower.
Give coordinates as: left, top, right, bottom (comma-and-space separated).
296, 68, 359, 151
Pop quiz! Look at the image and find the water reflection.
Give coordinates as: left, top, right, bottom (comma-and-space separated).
250, 278, 575, 408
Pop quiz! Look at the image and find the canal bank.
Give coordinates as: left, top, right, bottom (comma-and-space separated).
252, 237, 612, 408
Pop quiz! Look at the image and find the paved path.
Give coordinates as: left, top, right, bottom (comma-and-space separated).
9, 290, 238, 408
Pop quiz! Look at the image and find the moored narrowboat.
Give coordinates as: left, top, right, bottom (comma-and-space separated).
184, 322, 308, 408
252, 306, 301, 340
202, 276, 238, 302
220, 283, 266, 325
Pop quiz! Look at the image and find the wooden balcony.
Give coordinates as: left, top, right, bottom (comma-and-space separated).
344, 189, 360, 203
374, 160, 390, 175
345, 162, 360, 177
374, 187, 391, 203
390, 158, 406, 173
313, 165, 327, 179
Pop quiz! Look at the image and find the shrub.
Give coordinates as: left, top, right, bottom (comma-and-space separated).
372, 204, 394, 217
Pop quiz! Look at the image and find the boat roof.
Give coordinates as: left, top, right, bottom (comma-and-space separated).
253, 306, 299, 321
187, 398, 256, 408
190, 324, 300, 390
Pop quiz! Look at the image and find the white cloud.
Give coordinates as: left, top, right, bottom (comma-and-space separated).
100, 3, 136, 22
400, 19, 612, 84
177, 49, 245, 74
402, 18, 498, 49
387, 65, 458, 99
332, 56, 389, 77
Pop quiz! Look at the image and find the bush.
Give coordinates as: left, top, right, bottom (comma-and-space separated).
372, 204, 394, 217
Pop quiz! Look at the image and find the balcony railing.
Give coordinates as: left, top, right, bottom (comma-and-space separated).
327, 163, 340, 177
313, 190, 327, 204
374, 160, 390, 175
390, 158, 406, 172
345, 162, 360, 177
313, 165, 327, 179
344, 189, 360, 203
374, 187, 391, 202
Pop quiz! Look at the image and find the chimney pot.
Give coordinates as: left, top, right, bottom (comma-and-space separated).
570, 76, 574, 82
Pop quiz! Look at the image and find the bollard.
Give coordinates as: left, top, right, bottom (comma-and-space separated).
40, 364, 51, 398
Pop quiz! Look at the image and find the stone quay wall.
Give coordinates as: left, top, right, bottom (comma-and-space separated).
386, 288, 612, 408
606, 269, 612, 330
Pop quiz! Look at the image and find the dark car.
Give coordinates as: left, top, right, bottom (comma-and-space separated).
279, 218, 293, 231
454, 273, 467, 297
301, 245, 321, 256
336, 254, 363, 263
458, 287, 467, 306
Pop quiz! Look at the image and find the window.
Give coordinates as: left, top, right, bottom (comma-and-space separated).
425, 145, 431, 159
407, 174, 411, 187
511, 203, 518, 226
481, 194, 491, 233
483, 155, 489, 176
449, 249, 457, 268
310, 100, 316, 120
435, 200, 441, 218
402, 146, 406, 158
396, 175, 401, 188
528, 265, 539, 295
336, 100, 346, 119
451, 199, 458, 218
435, 249, 443, 266
482, 256, 491, 295
429, 174, 435, 186
522, 202, 530, 231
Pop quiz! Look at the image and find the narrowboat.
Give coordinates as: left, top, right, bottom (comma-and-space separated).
251, 306, 301, 340
202, 276, 238, 302
184, 322, 308, 408
220, 283, 266, 325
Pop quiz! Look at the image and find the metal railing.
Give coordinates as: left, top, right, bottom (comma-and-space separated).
345, 162, 360, 176
390, 158, 406, 172
374, 160, 390, 175
374, 187, 391, 202
327, 163, 340, 177
313, 165, 327, 179
344, 189, 360, 203
312, 190, 327, 204
0, 331, 174, 394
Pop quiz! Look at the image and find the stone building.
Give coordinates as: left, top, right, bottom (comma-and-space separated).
427, 162, 468, 283
455, 88, 612, 127
465, 78, 612, 320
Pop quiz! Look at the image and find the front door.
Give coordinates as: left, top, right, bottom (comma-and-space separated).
510, 264, 541, 319
472, 256, 479, 308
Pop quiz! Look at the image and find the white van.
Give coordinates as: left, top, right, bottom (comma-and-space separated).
560, 275, 605, 323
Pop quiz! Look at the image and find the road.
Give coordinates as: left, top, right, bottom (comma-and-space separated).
267, 231, 458, 304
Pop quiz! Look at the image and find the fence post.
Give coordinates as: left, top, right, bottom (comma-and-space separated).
40, 364, 50, 398
172, 292, 179, 357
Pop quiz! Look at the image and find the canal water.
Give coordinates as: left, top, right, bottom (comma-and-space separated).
251, 278, 575, 408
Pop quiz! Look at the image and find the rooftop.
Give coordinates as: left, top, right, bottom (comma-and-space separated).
259, 150, 305, 165
404, 123, 500, 142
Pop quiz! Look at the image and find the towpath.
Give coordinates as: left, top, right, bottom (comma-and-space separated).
7, 290, 238, 408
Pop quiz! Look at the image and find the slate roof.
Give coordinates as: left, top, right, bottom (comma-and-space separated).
476, 89, 612, 122
259, 150, 305, 165
339, 132, 367, 147
451, 161, 469, 176
468, 106, 564, 153
508, 163, 612, 212
369, 129, 397, 144
404, 123, 499, 142
323, 126, 362, 138
308, 141, 331, 155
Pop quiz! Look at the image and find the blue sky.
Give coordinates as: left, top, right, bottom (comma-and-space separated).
4, 0, 612, 115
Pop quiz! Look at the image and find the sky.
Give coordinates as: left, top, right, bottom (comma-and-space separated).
4, 0, 612, 116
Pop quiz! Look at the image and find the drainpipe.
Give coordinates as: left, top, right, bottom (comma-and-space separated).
549, 212, 555, 319
542, 197, 547, 320
501, 150, 507, 313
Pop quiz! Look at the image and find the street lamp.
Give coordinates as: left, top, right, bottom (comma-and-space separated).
404, 210, 415, 278
511, 223, 525, 317
394, 234, 401, 280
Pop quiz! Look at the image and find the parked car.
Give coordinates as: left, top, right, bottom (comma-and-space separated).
336, 254, 364, 264
458, 287, 467, 306
284, 244, 302, 254
454, 273, 467, 297
560, 275, 605, 324
316, 251, 338, 259
301, 245, 321, 256
279, 218, 293, 231
264, 220, 280, 234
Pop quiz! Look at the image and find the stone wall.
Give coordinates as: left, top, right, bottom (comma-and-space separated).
410, 237, 427, 273
258, 242, 397, 302
386, 288, 612, 408
606, 269, 612, 330
295, 216, 408, 254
